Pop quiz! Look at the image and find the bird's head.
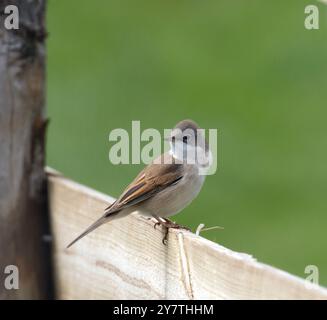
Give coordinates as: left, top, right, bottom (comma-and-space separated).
168, 119, 210, 168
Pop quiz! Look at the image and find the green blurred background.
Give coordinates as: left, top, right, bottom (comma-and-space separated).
47, 0, 327, 286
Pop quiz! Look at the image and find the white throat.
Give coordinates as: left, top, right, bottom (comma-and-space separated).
169, 141, 209, 167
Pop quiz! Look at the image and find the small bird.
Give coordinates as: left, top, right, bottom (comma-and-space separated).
67, 119, 211, 248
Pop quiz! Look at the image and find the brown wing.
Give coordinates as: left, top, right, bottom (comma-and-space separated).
104, 153, 183, 216
67, 154, 183, 248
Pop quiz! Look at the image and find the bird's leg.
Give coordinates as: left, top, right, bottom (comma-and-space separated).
153, 216, 165, 230
152, 215, 170, 245
161, 218, 191, 232
152, 215, 191, 245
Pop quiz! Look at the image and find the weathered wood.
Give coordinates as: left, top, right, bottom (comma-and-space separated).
0, 1, 50, 299
47, 168, 327, 300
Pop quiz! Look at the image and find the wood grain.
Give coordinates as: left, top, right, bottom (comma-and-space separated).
0, 1, 50, 299
47, 168, 327, 299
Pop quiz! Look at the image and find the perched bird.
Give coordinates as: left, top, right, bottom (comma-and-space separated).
67, 119, 211, 248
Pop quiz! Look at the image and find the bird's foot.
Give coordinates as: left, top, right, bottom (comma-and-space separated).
153, 217, 191, 245
162, 218, 191, 231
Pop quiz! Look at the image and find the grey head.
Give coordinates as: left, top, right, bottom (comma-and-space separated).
168, 119, 209, 166
170, 119, 208, 152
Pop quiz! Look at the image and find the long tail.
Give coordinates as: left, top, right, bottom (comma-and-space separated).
66, 214, 112, 249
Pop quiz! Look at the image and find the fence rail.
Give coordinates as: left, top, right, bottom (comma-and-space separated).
47, 168, 327, 299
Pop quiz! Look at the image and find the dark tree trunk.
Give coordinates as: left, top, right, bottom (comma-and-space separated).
0, 0, 51, 299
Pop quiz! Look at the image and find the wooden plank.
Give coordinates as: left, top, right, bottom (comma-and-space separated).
0, 1, 50, 299
47, 168, 327, 299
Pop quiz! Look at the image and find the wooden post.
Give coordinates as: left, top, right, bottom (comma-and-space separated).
0, 1, 50, 299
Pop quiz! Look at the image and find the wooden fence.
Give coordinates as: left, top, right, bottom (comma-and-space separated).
47, 168, 327, 299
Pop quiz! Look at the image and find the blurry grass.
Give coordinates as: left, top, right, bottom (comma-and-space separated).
47, 0, 327, 286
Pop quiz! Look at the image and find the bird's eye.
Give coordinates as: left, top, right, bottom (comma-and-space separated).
183, 136, 188, 143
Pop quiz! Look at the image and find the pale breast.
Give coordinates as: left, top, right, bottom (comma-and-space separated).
140, 164, 205, 218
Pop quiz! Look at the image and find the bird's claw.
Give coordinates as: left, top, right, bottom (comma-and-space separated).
153, 217, 190, 245
154, 222, 160, 230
